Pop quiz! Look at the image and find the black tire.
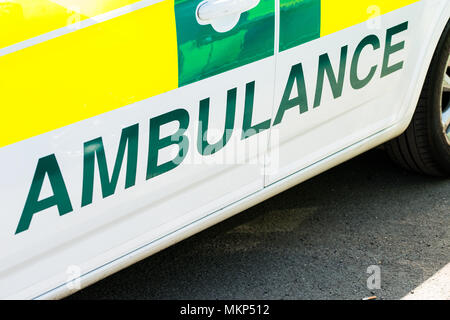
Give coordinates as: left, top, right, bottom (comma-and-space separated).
385, 20, 450, 177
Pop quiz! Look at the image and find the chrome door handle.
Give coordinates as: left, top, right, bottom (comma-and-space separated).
196, 0, 260, 32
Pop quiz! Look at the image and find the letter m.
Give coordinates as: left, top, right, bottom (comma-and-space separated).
224, 306, 235, 315
81, 124, 139, 207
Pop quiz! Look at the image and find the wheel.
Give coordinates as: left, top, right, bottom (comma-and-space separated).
385, 21, 450, 177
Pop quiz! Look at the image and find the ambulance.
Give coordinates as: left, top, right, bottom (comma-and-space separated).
0, 0, 448, 299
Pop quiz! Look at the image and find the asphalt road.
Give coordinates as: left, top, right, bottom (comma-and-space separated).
69, 149, 449, 300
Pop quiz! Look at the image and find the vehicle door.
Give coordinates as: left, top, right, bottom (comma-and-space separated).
266, 0, 428, 184
0, 0, 275, 298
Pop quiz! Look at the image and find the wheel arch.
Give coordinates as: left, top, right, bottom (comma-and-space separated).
389, 4, 450, 141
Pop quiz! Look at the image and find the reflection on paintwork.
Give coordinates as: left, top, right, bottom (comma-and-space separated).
0, 0, 141, 50
175, 0, 274, 87
279, 0, 321, 52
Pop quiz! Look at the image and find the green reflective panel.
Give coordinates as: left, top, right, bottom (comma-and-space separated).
174, 0, 275, 87
279, 0, 321, 52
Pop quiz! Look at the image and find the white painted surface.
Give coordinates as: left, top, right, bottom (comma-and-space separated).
403, 263, 450, 300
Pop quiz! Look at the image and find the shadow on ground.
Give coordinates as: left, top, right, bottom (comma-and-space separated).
69, 149, 449, 300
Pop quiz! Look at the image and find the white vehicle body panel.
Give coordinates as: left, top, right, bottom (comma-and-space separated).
267, 1, 444, 184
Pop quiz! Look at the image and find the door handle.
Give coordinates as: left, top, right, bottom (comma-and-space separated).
196, 0, 260, 33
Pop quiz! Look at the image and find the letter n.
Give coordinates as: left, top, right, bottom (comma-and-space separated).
314, 46, 348, 108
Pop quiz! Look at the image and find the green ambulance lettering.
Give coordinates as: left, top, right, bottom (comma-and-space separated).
16, 154, 73, 234
242, 81, 272, 139
350, 35, 381, 90
147, 109, 190, 179
82, 124, 139, 207
382, 21, 409, 77
274, 21, 408, 125
314, 45, 348, 108
15, 22, 409, 234
198, 88, 237, 156
273, 63, 309, 126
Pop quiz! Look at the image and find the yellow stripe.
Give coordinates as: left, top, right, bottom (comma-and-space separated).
321, 0, 419, 37
0, 0, 178, 148
0, 0, 143, 50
